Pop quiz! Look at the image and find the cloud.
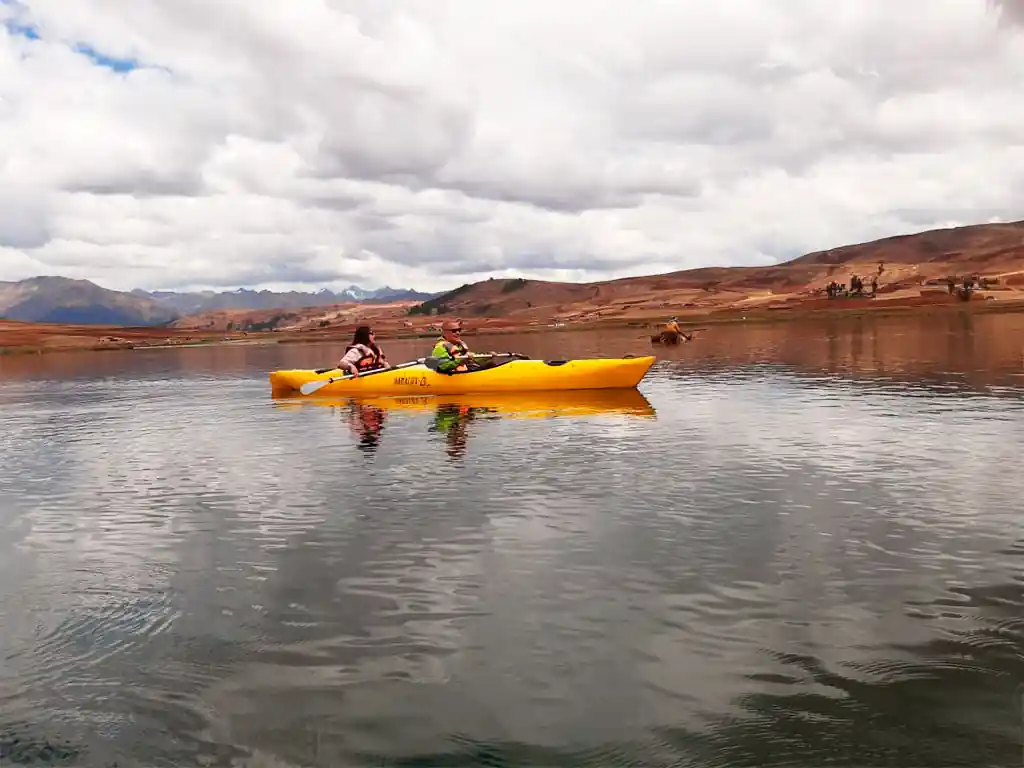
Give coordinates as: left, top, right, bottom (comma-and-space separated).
1, 0, 1024, 293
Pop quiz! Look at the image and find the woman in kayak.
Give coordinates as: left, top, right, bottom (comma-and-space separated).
337, 325, 390, 377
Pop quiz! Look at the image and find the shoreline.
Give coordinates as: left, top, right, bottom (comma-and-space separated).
4, 294, 1024, 357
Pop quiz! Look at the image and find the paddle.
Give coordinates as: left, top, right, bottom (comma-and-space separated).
423, 352, 529, 372
299, 358, 426, 396
301, 352, 530, 395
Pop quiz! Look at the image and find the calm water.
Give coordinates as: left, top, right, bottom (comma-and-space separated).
1, 313, 1023, 767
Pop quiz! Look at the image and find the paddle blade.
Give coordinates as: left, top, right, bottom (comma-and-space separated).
299, 378, 332, 395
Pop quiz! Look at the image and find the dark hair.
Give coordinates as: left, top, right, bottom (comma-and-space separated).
351, 325, 382, 355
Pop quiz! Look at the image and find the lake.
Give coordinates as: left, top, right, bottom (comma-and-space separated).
1, 312, 1023, 767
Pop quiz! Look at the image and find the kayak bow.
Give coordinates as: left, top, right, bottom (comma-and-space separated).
269, 355, 656, 397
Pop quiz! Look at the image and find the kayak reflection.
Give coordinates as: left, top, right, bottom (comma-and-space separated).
273, 388, 656, 455
296, 388, 656, 419
429, 402, 492, 459
271, 398, 389, 453
361, 389, 657, 460
347, 402, 387, 452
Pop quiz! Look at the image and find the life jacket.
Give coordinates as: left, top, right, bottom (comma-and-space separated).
346, 343, 386, 371
431, 337, 469, 372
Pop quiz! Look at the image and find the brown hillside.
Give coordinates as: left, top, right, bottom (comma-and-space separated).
162, 218, 1024, 337
398, 220, 1024, 329
98, 217, 1024, 339
168, 300, 420, 333
790, 219, 1024, 267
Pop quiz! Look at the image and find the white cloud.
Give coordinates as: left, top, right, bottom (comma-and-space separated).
1, 0, 1024, 293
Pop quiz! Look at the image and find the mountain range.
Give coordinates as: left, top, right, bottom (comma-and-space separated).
0, 277, 179, 326
0, 278, 436, 326
5, 218, 1024, 329
130, 285, 435, 315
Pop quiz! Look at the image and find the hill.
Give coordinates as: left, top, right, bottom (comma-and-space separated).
398, 219, 1024, 327
156, 219, 1024, 336
789, 219, 1024, 268
0, 276, 178, 326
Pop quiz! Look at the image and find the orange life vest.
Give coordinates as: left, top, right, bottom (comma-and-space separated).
346, 343, 386, 371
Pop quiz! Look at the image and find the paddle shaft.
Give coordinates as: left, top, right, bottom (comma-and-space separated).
301, 352, 529, 395
423, 351, 527, 371
300, 358, 424, 395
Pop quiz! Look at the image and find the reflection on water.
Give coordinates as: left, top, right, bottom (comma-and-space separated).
347, 402, 388, 452
0, 313, 1023, 767
653, 311, 1024, 394
275, 389, 657, 459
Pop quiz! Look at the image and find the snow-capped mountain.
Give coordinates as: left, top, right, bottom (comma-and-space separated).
131, 285, 437, 315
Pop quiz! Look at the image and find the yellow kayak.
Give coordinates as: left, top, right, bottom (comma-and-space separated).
268, 355, 656, 398
272, 387, 656, 419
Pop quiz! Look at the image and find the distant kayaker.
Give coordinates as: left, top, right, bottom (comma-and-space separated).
337, 325, 390, 377
430, 319, 495, 373
665, 317, 682, 334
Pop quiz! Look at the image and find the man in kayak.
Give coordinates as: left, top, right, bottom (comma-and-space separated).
661, 316, 697, 343
430, 319, 495, 373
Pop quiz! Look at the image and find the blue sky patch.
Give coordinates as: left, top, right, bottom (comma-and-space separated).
3, 18, 40, 39
1, 0, 36, 38
73, 42, 140, 73
3, 7, 144, 74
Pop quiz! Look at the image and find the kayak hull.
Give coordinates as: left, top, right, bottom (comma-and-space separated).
268, 356, 656, 397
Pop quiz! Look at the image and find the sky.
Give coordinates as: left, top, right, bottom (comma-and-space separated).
2, 0, 1024, 294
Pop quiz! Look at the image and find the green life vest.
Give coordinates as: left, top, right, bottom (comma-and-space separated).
430, 337, 468, 371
